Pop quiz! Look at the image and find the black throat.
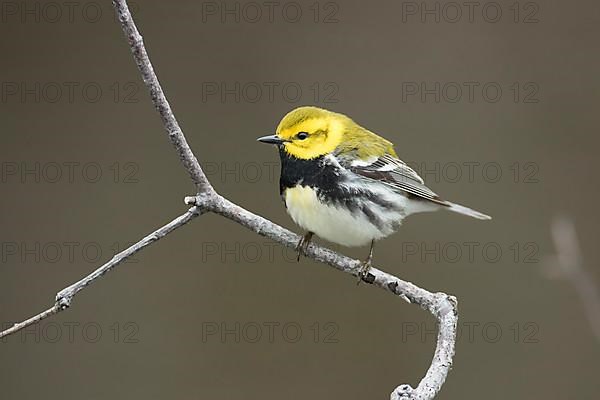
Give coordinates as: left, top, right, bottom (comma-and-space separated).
277, 147, 342, 196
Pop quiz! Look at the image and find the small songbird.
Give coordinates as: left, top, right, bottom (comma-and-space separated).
258, 106, 491, 281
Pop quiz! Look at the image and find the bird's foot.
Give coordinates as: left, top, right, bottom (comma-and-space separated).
357, 239, 376, 285
356, 259, 373, 285
295, 232, 313, 262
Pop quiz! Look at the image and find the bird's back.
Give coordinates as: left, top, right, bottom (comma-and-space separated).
334, 121, 398, 163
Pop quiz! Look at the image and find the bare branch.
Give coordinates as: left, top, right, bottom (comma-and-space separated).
0, 306, 60, 340
113, 1, 212, 193
0, 207, 203, 340
1, 1, 460, 398
188, 194, 458, 400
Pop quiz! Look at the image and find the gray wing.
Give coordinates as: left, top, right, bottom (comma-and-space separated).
347, 154, 448, 205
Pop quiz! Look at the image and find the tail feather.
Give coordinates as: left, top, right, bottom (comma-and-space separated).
444, 201, 491, 220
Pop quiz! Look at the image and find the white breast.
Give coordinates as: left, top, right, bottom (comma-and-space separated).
284, 185, 399, 247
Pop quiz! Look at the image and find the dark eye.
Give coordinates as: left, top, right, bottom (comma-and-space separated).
296, 132, 309, 140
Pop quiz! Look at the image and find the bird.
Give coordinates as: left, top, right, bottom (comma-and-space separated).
257, 106, 491, 282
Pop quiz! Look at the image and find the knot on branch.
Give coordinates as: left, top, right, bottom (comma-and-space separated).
55, 290, 74, 310
184, 192, 218, 210
431, 293, 458, 319
391, 384, 415, 399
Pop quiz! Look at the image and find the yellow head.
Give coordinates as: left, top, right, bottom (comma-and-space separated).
257, 106, 398, 160
258, 106, 348, 160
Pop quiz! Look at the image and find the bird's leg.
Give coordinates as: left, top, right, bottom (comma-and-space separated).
295, 231, 314, 261
357, 239, 375, 284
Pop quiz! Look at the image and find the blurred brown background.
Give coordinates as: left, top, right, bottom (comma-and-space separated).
1, 0, 599, 399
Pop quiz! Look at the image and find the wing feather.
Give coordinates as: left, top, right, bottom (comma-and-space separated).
348, 154, 447, 205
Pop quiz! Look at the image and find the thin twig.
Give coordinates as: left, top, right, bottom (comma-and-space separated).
0, 1, 460, 399
0, 207, 203, 340
0, 306, 60, 340
546, 217, 600, 342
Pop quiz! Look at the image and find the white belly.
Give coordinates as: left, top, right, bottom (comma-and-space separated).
284, 185, 400, 247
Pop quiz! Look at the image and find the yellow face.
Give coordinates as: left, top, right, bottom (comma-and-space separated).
275, 107, 345, 160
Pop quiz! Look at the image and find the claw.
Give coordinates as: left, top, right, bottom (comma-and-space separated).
356, 259, 373, 284
357, 239, 376, 285
295, 232, 313, 262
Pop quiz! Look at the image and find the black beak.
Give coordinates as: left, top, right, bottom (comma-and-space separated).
257, 134, 284, 145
